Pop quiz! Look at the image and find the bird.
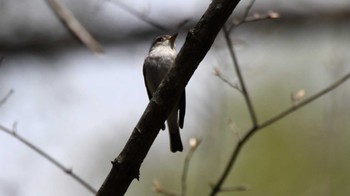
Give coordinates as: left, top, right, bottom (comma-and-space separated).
143, 34, 186, 153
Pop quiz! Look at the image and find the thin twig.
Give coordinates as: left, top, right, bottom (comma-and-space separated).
259, 73, 350, 129
109, 0, 168, 31
228, 0, 279, 32
153, 139, 201, 196
210, 72, 350, 195
213, 67, 242, 93
239, 11, 279, 25
45, 0, 103, 54
216, 74, 241, 93
0, 89, 14, 108
181, 139, 201, 196
222, 26, 258, 127
231, 0, 256, 29
0, 123, 97, 194
106, 0, 191, 32
240, 0, 256, 25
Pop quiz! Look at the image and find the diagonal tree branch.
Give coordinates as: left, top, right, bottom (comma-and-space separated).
45, 0, 104, 54
258, 72, 350, 129
0, 123, 97, 194
1, 90, 96, 193
96, 0, 242, 195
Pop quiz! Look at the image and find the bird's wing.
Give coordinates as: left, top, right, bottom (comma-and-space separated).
143, 57, 166, 130
143, 59, 152, 100
179, 90, 186, 129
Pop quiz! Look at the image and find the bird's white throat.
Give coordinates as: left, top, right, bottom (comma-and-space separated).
149, 44, 177, 58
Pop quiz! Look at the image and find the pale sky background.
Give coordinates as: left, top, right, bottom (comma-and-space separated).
1, 0, 350, 196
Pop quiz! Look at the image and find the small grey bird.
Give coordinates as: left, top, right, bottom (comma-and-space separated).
143, 34, 186, 152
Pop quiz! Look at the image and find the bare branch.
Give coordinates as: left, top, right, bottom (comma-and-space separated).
96, 0, 242, 195
241, 11, 280, 24
152, 138, 201, 196
0, 123, 97, 194
210, 73, 350, 195
210, 2, 350, 195
0, 89, 14, 108
45, 0, 104, 54
241, 0, 256, 24
213, 67, 242, 93
228, 0, 279, 32
259, 73, 350, 129
181, 138, 201, 196
222, 26, 258, 126
230, 11, 280, 32
230, 0, 256, 29
107, 0, 192, 31
110, 0, 168, 31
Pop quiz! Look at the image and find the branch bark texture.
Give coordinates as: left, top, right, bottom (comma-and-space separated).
97, 0, 241, 195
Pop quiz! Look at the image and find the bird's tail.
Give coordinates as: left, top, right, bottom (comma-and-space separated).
169, 129, 183, 152
167, 109, 183, 152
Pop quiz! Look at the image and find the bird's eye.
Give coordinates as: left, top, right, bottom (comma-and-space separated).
156, 37, 163, 43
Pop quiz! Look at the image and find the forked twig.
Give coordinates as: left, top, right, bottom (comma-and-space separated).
210, 72, 350, 195
231, 0, 256, 29
228, 0, 279, 31
213, 67, 242, 93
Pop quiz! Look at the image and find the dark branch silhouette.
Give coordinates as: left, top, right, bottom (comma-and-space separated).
96, 0, 242, 195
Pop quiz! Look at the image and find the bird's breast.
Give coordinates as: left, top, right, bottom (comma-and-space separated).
149, 45, 177, 58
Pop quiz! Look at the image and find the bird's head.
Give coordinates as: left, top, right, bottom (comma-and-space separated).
148, 34, 178, 57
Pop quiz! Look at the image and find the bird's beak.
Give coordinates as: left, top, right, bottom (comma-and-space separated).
169, 33, 178, 48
